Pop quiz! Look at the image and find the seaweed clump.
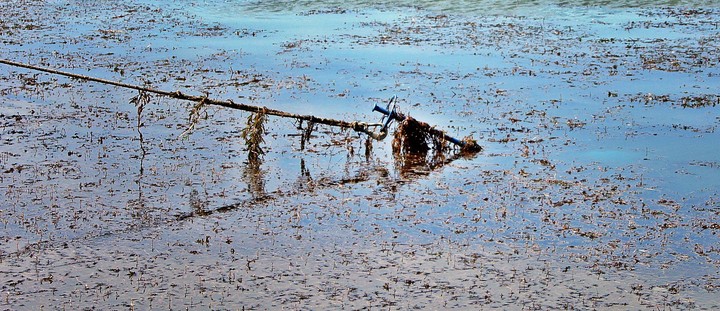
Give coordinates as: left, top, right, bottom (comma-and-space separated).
240, 109, 268, 165
391, 115, 481, 176
392, 115, 482, 156
392, 116, 445, 155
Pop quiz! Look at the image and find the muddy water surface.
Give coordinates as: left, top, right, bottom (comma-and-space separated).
1, 0, 719, 309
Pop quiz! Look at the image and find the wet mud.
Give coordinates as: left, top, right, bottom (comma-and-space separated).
1, 0, 719, 310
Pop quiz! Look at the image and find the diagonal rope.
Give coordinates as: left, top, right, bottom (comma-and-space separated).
0, 58, 367, 131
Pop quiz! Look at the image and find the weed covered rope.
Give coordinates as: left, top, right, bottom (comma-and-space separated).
0, 58, 481, 155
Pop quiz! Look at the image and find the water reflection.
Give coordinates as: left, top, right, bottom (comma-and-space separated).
243, 158, 266, 198
295, 158, 314, 191
129, 90, 151, 221
393, 148, 477, 178
188, 188, 209, 216
297, 120, 315, 151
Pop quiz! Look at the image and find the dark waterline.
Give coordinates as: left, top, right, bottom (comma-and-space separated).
189, 0, 720, 16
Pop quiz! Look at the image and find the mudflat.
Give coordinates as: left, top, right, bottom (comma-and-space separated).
1, 1, 719, 309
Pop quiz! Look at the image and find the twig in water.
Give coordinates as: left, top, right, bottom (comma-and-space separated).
300, 120, 315, 151
129, 89, 151, 130
178, 95, 209, 138
129, 89, 151, 159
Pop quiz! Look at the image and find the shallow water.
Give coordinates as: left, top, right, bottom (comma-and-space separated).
1, 0, 720, 309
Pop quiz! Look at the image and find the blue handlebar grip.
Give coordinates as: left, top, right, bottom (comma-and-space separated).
372, 104, 390, 115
